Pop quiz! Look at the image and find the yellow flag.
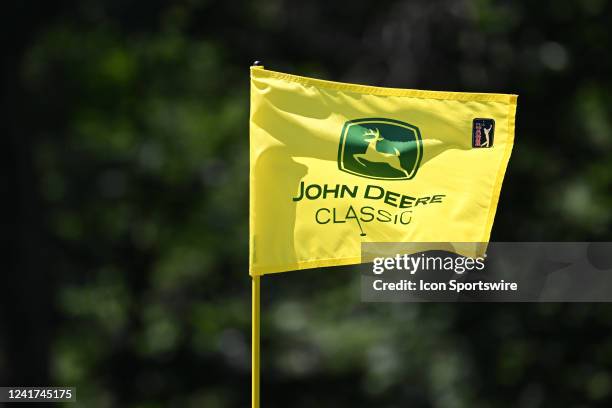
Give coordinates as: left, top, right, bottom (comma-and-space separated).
250, 66, 517, 276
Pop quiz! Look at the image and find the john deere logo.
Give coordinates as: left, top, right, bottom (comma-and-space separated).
338, 118, 423, 180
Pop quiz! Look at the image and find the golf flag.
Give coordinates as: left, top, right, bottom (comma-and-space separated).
249, 66, 517, 276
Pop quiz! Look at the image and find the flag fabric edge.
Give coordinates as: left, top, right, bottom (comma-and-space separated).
250, 66, 518, 103
479, 99, 518, 244
250, 256, 363, 277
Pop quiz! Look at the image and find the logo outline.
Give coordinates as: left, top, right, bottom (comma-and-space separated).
337, 118, 423, 180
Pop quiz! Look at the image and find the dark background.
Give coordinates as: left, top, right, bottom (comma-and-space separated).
4, 0, 612, 407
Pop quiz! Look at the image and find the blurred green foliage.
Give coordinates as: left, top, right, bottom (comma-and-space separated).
4, 0, 612, 407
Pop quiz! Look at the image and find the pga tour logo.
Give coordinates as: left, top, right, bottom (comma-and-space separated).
337, 118, 423, 180
472, 118, 495, 148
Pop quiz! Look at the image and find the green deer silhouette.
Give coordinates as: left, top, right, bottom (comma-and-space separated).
353, 128, 409, 177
